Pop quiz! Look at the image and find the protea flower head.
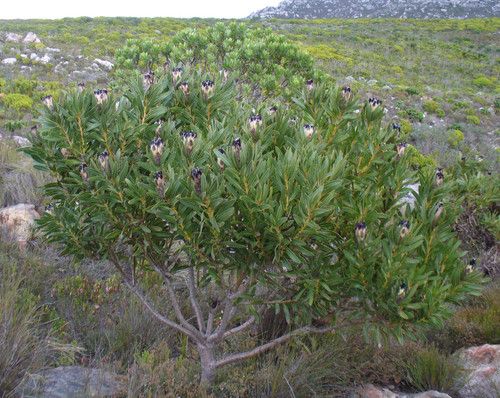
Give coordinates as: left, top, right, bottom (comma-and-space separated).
397, 282, 408, 300
399, 220, 410, 238
201, 79, 215, 97
60, 148, 70, 158
368, 97, 382, 110
303, 124, 315, 139
94, 89, 108, 104
306, 79, 314, 91
181, 131, 197, 153
342, 86, 352, 101
191, 167, 203, 195
143, 71, 155, 89
155, 119, 164, 135
98, 150, 109, 171
216, 147, 226, 171
154, 170, 165, 193
41, 95, 53, 109
435, 169, 444, 186
355, 221, 367, 242
79, 163, 88, 182
45, 203, 54, 214
163, 59, 170, 71
248, 114, 263, 133
150, 137, 164, 164
172, 67, 183, 81
232, 138, 242, 162
433, 202, 444, 223
396, 142, 408, 157
268, 105, 278, 116
30, 125, 38, 134
77, 82, 85, 92
465, 258, 476, 274
392, 123, 401, 133
179, 81, 190, 96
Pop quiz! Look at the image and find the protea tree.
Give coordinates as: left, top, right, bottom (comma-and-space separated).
26, 58, 482, 385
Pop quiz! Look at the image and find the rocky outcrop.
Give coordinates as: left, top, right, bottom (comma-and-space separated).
249, 0, 500, 19
454, 344, 500, 398
0, 204, 40, 248
17, 366, 126, 398
5, 32, 22, 42
94, 58, 114, 71
12, 135, 31, 147
353, 384, 451, 398
23, 32, 41, 44
1, 58, 17, 65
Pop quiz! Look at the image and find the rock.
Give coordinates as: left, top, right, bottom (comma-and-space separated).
398, 182, 420, 213
345, 75, 356, 83
5, 32, 22, 42
0, 204, 40, 248
30, 52, 39, 60
46, 47, 61, 52
353, 384, 451, 398
454, 344, 500, 398
17, 366, 126, 398
367, 79, 378, 86
12, 135, 31, 147
39, 54, 51, 64
94, 58, 114, 70
353, 384, 397, 398
2, 58, 17, 65
23, 32, 41, 44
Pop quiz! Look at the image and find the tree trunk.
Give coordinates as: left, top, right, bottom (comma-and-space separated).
197, 343, 216, 386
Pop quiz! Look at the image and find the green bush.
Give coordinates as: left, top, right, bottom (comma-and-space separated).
405, 87, 420, 96
26, 28, 483, 385
423, 100, 440, 113
406, 108, 425, 122
473, 75, 495, 88
1, 93, 34, 111
400, 119, 413, 135
466, 115, 480, 125
448, 129, 464, 148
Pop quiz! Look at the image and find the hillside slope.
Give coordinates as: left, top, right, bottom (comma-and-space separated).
249, 0, 500, 19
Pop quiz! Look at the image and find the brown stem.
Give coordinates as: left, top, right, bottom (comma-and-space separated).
222, 316, 255, 339
187, 267, 205, 333
215, 325, 335, 368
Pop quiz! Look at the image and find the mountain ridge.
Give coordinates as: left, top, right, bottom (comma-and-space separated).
249, 0, 500, 19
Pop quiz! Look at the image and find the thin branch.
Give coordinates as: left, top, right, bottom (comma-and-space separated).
215, 325, 335, 368
208, 281, 249, 342
187, 266, 205, 333
123, 279, 198, 340
206, 308, 216, 336
222, 316, 255, 339
149, 261, 203, 340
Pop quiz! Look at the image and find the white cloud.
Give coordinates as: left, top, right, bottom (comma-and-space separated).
0, 0, 282, 19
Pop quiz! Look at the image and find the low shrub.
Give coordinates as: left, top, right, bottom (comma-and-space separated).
0, 262, 53, 395
1, 93, 33, 111
467, 115, 480, 125
405, 108, 424, 122
400, 118, 413, 135
473, 75, 495, 88
404, 346, 461, 394
448, 129, 464, 148
429, 283, 500, 353
405, 87, 420, 95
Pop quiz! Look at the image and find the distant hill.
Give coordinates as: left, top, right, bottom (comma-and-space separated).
249, 0, 500, 19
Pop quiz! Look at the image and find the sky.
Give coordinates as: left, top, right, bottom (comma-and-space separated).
0, 0, 282, 19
